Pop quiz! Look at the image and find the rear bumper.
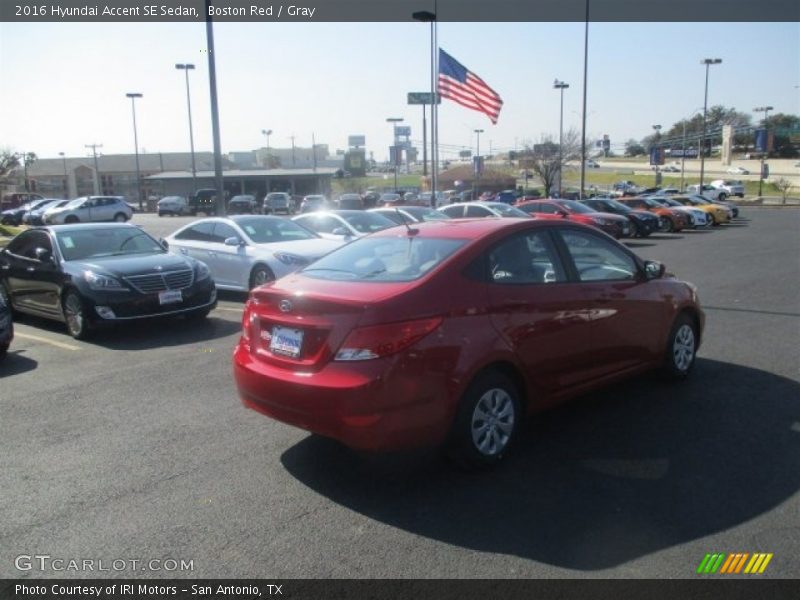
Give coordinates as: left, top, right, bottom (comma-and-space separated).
233, 343, 453, 451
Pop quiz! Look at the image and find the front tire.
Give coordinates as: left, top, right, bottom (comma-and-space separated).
446, 370, 522, 468
114, 213, 127, 222
65, 215, 79, 224
661, 314, 697, 380
62, 290, 92, 340
249, 265, 275, 290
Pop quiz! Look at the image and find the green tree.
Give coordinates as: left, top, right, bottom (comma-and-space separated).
762, 113, 800, 158
625, 139, 646, 156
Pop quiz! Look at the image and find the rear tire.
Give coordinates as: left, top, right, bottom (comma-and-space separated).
446, 370, 522, 469
660, 314, 697, 380
65, 216, 79, 224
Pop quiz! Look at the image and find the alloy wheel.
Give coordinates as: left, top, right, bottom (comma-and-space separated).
470, 388, 516, 456
673, 324, 695, 373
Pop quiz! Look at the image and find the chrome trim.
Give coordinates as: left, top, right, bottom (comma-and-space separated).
123, 268, 194, 294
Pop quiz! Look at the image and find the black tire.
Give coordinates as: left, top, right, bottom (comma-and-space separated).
65, 215, 79, 224
445, 370, 522, 469
718, 193, 727, 202
114, 213, 127, 222
62, 290, 93, 340
0, 282, 13, 315
662, 217, 674, 233
249, 265, 275, 290
158, 212, 164, 217
0, 342, 8, 361
660, 313, 698, 380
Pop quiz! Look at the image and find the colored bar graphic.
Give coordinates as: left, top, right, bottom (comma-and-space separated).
699, 552, 772, 575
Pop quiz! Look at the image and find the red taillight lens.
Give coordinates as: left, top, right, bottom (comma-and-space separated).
241, 303, 253, 346
335, 317, 443, 361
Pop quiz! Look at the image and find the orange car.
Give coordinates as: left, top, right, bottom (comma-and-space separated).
617, 197, 690, 232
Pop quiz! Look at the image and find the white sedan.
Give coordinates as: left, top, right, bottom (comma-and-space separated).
164, 216, 345, 290
727, 166, 750, 175
439, 201, 531, 219
291, 210, 397, 240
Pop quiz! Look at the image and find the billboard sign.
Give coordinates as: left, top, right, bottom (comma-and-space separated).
754, 129, 774, 153
649, 147, 665, 166
348, 135, 365, 148
407, 92, 441, 105
395, 126, 411, 137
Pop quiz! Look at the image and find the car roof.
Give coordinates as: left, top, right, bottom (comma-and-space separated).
368, 215, 577, 240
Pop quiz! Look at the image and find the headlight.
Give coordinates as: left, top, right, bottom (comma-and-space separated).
83, 270, 128, 291
195, 261, 211, 281
273, 251, 308, 266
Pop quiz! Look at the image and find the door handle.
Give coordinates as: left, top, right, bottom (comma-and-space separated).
179, 248, 188, 255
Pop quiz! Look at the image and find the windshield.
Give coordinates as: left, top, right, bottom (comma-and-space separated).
64, 197, 86, 209
487, 203, 530, 218
235, 217, 317, 243
302, 236, 467, 282
404, 207, 450, 221
56, 228, 164, 261
341, 211, 396, 233
559, 200, 595, 214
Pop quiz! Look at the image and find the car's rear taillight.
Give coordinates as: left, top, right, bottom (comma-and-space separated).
241, 303, 253, 348
335, 317, 442, 361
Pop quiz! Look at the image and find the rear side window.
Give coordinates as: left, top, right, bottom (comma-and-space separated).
559, 230, 638, 282
488, 231, 566, 284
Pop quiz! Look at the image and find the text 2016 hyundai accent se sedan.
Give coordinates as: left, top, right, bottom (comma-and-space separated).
233, 218, 704, 467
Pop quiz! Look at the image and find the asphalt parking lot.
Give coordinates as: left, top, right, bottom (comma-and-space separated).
1, 208, 799, 579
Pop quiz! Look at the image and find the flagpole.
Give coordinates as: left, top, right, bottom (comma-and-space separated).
580, 0, 589, 199
432, 2, 439, 206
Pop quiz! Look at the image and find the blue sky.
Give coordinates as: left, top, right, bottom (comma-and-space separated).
1, 21, 798, 161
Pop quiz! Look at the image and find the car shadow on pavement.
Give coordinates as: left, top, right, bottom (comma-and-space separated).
280, 358, 800, 571
0, 349, 38, 377
623, 241, 657, 249
89, 315, 242, 351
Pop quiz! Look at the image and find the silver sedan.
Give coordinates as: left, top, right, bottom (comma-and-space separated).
291, 210, 397, 241
163, 216, 345, 290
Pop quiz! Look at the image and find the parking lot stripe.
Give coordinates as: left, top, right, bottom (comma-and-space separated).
215, 306, 243, 313
15, 332, 80, 351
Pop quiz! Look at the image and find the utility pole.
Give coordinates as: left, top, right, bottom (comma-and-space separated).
290, 135, 296, 167
753, 105, 773, 197
85, 143, 103, 194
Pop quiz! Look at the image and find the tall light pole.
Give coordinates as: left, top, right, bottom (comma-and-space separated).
387, 117, 403, 191
413, 9, 436, 202
554, 79, 569, 197
289, 135, 296, 168
579, 0, 590, 199
85, 143, 103, 195
125, 92, 143, 210
175, 63, 197, 195
652, 124, 662, 186
474, 128, 484, 198
261, 129, 272, 168
753, 105, 773, 197
699, 58, 722, 188
58, 152, 68, 198
205, 0, 226, 216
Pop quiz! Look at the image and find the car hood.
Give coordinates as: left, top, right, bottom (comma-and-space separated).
590, 211, 629, 223
252, 237, 345, 259
65, 252, 195, 277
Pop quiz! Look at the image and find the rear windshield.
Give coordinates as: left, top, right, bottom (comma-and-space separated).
302, 236, 466, 282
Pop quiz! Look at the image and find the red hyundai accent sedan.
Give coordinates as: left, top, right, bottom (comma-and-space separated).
234, 218, 703, 467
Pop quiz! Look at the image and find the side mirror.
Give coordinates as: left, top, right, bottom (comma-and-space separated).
332, 227, 351, 237
159, 238, 169, 250
224, 237, 244, 247
34, 247, 53, 263
558, 210, 569, 218
643, 260, 665, 280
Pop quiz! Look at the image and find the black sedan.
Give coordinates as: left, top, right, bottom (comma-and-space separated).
1, 198, 57, 226
0, 284, 12, 359
581, 198, 661, 238
0, 224, 217, 339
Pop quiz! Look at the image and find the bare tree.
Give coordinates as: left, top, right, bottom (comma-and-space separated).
519, 129, 581, 197
0, 149, 21, 181
772, 178, 793, 204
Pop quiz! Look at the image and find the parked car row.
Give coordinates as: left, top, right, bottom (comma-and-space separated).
2, 202, 716, 468
2, 196, 133, 226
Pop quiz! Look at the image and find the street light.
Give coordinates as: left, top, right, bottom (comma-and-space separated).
175, 64, 197, 195
58, 152, 68, 198
753, 105, 773, 196
554, 79, 569, 197
652, 124, 662, 186
412, 9, 437, 206
474, 129, 484, 198
125, 92, 144, 210
261, 129, 272, 168
699, 58, 722, 188
386, 117, 404, 191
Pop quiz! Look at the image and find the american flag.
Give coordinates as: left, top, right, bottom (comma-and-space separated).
438, 49, 503, 124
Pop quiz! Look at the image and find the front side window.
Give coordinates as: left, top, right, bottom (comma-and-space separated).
175, 222, 215, 242
488, 231, 566, 284
6, 231, 52, 259
559, 230, 638, 282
